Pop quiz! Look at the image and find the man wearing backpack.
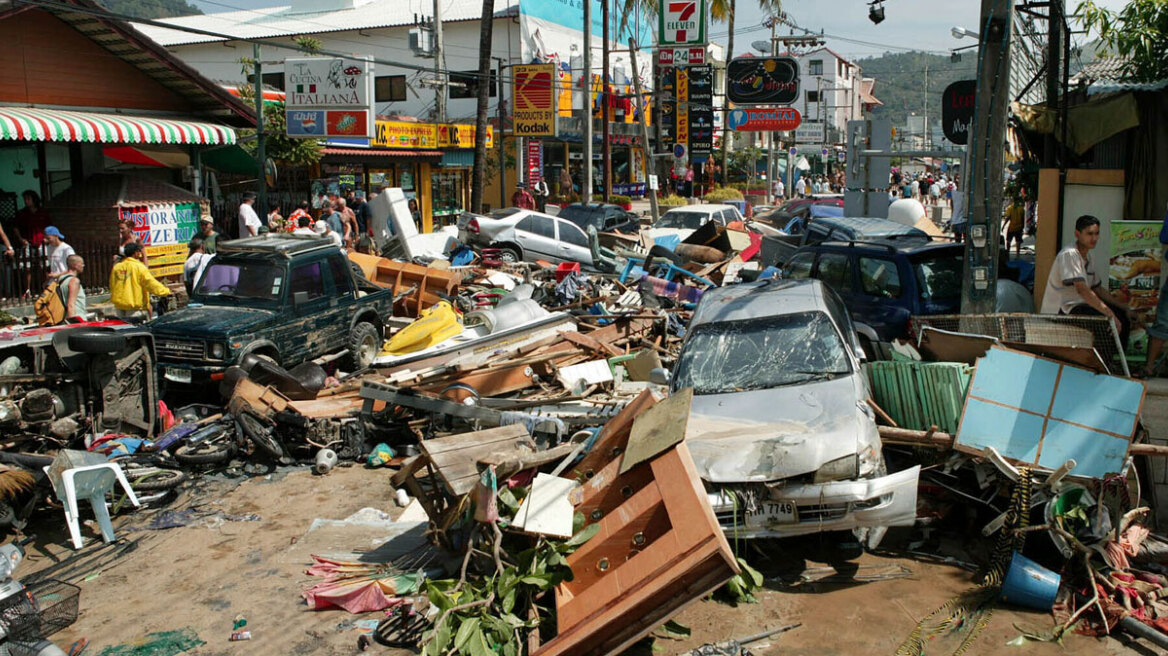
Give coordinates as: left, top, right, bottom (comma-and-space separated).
110, 242, 169, 323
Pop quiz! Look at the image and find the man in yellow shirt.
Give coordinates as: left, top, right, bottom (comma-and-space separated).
1004, 199, 1025, 256
110, 242, 170, 323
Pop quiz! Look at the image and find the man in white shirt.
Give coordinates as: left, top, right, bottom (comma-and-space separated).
292, 216, 316, 236
771, 179, 784, 203
238, 191, 261, 238
314, 220, 343, 249
1041, 215, 1138, 348
44, 226, 75, 279
183, 236, 214, 294
795, 176, 807, 197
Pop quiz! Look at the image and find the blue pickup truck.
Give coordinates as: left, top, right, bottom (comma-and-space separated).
783, 240, 964, 358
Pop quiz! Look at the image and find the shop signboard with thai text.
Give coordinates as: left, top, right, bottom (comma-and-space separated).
728, 107, 802, 132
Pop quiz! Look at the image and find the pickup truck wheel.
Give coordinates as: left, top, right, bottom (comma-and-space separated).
345, 321, 381, 371
67, 330, 127, 354
497, 246, 521, 264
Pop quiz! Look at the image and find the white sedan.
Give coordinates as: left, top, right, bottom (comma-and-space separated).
458, 208, 607, 270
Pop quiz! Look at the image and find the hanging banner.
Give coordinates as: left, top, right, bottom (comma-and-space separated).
728, 107, 802, 132
527, 140, 543, 183
1110, 220, 1162, 358
658, 68, 677, 144
726, 56, 799, 105
676, 68, 689, 160
658, 0, 707, 46
119, 203, 202, 278
942, 79, 976, 145
687, 65, 713, 157
513, 64, 557, 137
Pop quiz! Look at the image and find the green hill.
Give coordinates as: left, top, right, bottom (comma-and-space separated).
856, 51, 978, 127
97, 0, 202, 20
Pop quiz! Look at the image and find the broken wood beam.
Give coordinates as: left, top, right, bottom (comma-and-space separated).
878, 426, 1168, 458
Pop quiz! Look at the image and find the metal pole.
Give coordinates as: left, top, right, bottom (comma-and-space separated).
582, 0, 593, 203
819, 76, 826, 176
253, 42, 266, 218
1044, 0, 1063, 167
923, 62, 929, 149
433, 4, 446, 123
601, 0, 612, 202
498, 58, 506, 210
962, 0, 1012, 313
629, 37, 660, 224
767, 19, 777, 201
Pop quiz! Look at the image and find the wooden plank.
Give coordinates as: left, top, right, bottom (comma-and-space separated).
559, 330, 623, 357
620, 388, 692, 474
571, 389, 658, 480
286, 396, 365, 418
418, 425, 534, 496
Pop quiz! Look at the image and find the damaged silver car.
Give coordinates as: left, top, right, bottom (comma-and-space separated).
654, 278, 919, 548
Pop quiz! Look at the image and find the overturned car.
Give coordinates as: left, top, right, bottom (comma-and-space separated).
655, 278, 919, 547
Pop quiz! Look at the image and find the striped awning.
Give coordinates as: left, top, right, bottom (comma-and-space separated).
0, 107, 237, 146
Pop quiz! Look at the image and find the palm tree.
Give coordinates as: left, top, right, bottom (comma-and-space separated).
470, 0, 495, 213
711, 0, 783, 184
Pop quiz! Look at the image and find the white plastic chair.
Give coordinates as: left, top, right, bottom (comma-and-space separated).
43, 464, 140, 550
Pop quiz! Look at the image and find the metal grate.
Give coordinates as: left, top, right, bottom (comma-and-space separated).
155, 339, 205, 361
910, 313, 1129, 376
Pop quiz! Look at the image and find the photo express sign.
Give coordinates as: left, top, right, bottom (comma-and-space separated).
512, 64, 558, 137
283, 57, 373, 138
659, 0, 707, 46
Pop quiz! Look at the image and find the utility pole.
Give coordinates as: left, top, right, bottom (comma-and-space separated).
433, 5, 447, 123
629, 38, 660, 223
1044, 0, 1063, 167
497, 58, 506, 210
819, 76, 826, 176
253, 42, 267, 218
767, 18, 778, 201
923, 62, 929, 148
601, 0, 611, 202
582, 0, 593, 203
962, 0, 1013, 313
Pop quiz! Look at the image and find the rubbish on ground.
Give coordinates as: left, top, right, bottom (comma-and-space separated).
512, 473, 576, 538
228, 631, 251, 641
93, 629, 204, 656
674, 624, 801, 656
314, 448, 338, 475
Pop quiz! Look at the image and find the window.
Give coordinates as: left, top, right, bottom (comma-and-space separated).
518, 215, 555, 239
448, 70, 497, 99
815, 252, 852, 291
809, 59, 823, 76
913, 253, 964, 302
261, 72, 284, 91
290, 262, 326, 301
558, 221, 589, 247
859, 257, 903, 298
806, 224, 832, 244
375, 75, 408, 102
328, 256, 354, 296
807, 90, 820, 103
784, 252, 814, 279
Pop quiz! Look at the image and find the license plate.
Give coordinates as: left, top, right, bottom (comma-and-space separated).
164, 367, 191, 384
747, 501, 798, 526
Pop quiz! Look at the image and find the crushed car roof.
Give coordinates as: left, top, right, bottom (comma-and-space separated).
690, 279, 828, 326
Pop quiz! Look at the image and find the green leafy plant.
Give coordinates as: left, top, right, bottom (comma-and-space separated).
720, 556, 764, 604
609, 194, 632, 205
658, 194, 688, 207
704, 187, 745, 202
1080, 0, 1168, 83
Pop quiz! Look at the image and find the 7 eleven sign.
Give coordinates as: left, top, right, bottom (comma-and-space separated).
659, 0, 707, 46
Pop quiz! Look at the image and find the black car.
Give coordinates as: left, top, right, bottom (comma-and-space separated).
556, 203, 640, 234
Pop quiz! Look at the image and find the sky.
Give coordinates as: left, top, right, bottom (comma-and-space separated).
190, 0, 1133, 62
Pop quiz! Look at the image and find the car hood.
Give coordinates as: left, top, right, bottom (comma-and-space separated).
684, 376, 868, 483
149, 305, 275, 338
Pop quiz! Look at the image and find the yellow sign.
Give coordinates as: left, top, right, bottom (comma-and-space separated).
513, 64, 557, 137
148, 252, 188, 267
373, 121, 438, 149
676, 69, 689, 151
436, 123, 494, 149
149, 264, 184, 278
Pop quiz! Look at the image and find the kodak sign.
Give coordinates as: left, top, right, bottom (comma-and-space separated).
513, 64, 557, 137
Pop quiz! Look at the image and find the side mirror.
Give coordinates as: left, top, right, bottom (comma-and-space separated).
648, 367, 671, 386
293, 291, 309, 308
855, 345, 868, 362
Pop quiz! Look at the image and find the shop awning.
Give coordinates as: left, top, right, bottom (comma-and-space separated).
0, 107, 237, 146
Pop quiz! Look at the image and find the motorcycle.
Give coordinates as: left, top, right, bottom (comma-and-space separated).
0, 537, 77, 656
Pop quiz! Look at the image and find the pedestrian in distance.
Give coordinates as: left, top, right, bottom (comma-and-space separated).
61, 254, 86, 321
512, 185, 536, 210
314, 220, 343, 249
288, 202, 311, 234
238, 191, 261, 238
267, 200, 284, 232
109, 242, 170, 323
183, 236, 214, 296
292, 215, 316, 236
43, 226, 74, 281
325, 200, 345, 238
198, 217, 220, 253
1004, 197, 1025, 256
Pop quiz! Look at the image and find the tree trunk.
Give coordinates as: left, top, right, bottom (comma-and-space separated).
470, 0, 495, 213
719, 0, 735, 189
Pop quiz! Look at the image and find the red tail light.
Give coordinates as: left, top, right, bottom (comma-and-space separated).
467, 218, 480, 234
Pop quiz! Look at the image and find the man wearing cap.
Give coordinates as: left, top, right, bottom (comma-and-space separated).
512, 185, 536, 210
314, 220, 343, 249
44, 226, 75, 280
238, 191, 261, 238
199, 218, 220, 254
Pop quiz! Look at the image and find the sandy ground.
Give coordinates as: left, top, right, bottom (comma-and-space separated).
9, 465, 1163, 656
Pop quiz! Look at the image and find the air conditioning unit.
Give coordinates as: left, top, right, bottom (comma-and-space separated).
409, 27, 434, 57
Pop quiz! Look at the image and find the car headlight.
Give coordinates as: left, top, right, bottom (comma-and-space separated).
209, 343, 226, 360
814, 454, 859, 484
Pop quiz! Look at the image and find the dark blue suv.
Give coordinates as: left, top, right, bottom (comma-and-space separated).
783, 240, 964, 358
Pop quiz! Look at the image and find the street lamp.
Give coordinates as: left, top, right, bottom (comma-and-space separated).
868, 1, 885, 25
951, 26, 979, 40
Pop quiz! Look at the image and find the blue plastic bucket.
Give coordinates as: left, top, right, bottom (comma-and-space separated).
999, 551, 1060, 610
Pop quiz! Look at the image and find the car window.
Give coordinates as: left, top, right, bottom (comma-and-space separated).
913, 252, 964, 302
806, 224, 832, 244
656, 211, 706, 230
859, 257, 903, 298
785, 252, 814, 279
327, 255, 354, 296
814, 252, 852, 291
673, 312, 852, 395
558, 220, 589, 247
290, 261, 326, 300
195, 260, 283, 302
517, 214, 556, 238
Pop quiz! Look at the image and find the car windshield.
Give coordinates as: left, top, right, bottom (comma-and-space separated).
557, 205, 600, 228
673, 311, 852, 395
193, 260, 284, 303
656, 211, 707, 230
913, 253, 963, 302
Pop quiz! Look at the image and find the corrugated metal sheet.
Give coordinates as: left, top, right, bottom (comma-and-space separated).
867, 360, 972, 434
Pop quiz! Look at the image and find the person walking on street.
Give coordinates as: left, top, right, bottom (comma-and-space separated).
288, 202, 311, 233
1041, 215, 1140, 349
771, 178, 785, 203
684, 166, 695, 198
532, 179, 550, 212
110, 242, 170, 323
267, 201, 284, 232
559, 168, 573, 198
61, 254, 86, 321
292, 215, 316, 236
183, 237, 214, 295
238, 191, 261, 238
795, 175, 807, 198
512, 185, 536, 210
116, 218, 148, 265
43, 227, 74, 280
1004, 198, 1025, 256
198, 218, 220, 253
314, 220, 343, 249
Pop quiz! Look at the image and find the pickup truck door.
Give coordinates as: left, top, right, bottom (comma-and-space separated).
554, 219, 593, 266
513, 215, 558, 260
285, 259, 332, 366
851, 255, 913, 341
